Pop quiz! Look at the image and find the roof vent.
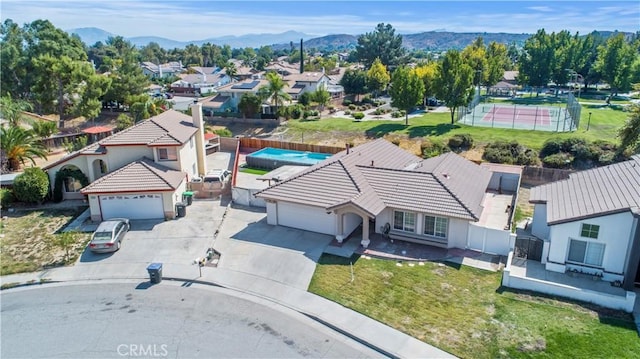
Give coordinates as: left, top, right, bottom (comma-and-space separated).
443, 173, 450, 179
371, 160, 375, 167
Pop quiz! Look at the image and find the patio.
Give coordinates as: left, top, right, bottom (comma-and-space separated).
503, 252, 637, 312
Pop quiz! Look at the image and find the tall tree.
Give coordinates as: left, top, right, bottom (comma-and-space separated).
224, 62, 237, 81
434, 50, 474, 124
238, 93, 262, 118
0, 126, 48, 171
594, 33, 636, 96
412, 62, 438, 107
618, 104, 640, 155
356, 23, 405, 68
518, 29, 554, 95
312, 88, 331, 117
389, 66, 424, 125
462, 37, 487, 92
485, 41, 509, 94
340, 69, 368, 102
261, 72, 291, 117
103, 37, 148, 107
366, 58, 390, 98
0, 19, 27, 98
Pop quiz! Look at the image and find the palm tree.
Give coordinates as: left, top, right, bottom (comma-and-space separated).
0, 126, 48, 171
225, 62, 237, 82
262, 72, 291, 118
0, 96, 33, 126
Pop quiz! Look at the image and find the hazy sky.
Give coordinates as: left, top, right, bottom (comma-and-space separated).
2, 0, 638, 40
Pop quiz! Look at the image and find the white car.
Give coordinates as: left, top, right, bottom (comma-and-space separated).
203, 169, 231, 189
88, 218, 130, 253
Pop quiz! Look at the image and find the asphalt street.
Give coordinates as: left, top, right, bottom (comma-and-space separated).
1, 282, 381, 358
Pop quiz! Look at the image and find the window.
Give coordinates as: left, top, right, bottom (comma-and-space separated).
424, 215, 448, 238
64, 177, 82, 192
567, 239, 605, 267
393, 211, 415, 232
157, 147, 177, 161
580, 224, 599, 239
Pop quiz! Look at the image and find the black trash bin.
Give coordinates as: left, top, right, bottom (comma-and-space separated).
182, 191, 194, 205
146, 262, 163, 284
176, 202, 187, 217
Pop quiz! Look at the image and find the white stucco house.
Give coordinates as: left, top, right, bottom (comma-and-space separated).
255, 139, 520, 255
44, 105, 208, 221
528, 155, 640, 290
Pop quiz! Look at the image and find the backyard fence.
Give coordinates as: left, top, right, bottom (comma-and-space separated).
239, 138, 344, 154
521, 166, 573, 186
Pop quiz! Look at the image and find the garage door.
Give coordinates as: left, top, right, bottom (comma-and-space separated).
277, 202, 335, 235
99, 194, 164, 220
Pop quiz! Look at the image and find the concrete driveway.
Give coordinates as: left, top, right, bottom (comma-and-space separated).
75, 200, 226, 277
214, 206, 333, 290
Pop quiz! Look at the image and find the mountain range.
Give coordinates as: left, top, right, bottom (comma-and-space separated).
69, 27, 626, 52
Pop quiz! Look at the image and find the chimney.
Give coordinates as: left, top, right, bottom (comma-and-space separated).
371, 160, 374, 167
190, 103, 207, 177
300, 38, 304, 74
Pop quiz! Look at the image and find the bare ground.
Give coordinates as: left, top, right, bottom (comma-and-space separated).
0, 206, 90, 275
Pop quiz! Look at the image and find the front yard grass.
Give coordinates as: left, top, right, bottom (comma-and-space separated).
309, 254, 640, 358
0, 207, 91, 276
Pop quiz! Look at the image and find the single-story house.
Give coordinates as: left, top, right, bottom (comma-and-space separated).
44, 105, 208, 221
529, 155, 640, 289
255, 139, 519, 253
141, 61, 185, 79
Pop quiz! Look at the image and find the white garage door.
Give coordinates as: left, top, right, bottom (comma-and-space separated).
99, 194, 164, 220
277, 202, 335, 235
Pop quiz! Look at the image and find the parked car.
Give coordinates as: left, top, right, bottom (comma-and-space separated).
203, 169, 231, 189
89, 218, 130, 253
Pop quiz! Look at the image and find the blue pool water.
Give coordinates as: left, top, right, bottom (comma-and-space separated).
246, 147, 332, 169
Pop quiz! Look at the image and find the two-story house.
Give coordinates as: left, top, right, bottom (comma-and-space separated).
283, 72, 331, 100
529, 155, 640, 289
44, 105, 208, 221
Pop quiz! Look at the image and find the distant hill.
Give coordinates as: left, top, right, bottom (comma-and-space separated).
401, 31, 531, 50
69, 28, 316, 49
69, 27, 630, 52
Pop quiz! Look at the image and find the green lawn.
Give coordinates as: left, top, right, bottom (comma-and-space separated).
283, 103, 628, 150
309, 254, 640, 359
238, 166, 270, 175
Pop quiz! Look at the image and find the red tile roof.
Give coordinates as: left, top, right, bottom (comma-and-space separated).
82, 126, 113, 134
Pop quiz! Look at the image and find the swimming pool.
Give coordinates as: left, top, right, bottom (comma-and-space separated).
246, 147, 332, 170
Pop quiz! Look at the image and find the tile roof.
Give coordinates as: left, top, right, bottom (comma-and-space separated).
100, 110, 197, 146
256, 139, 492, 220
530, 155, 640, 224
81, 158, 186, 194
284, 72, 327, 83
43, 143, 107, 170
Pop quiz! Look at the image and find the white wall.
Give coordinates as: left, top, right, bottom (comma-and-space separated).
448, 217, 470, 249
266, 201, 277, 225
232, 187, 267, 207
531, 204, 550, 239
47, 156, 91, 190
178, 139, 198, 179
503, 252, 637, 312
467, 222, 514, 255
343, 212, 362, 237
105, 146, 153, 171
487, 172, 520, 192
164, 180, 186, 218
546, 211, 635, 281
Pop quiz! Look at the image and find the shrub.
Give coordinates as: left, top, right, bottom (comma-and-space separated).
342, 99, 352, 106
62, 135, 88, 153
13, 167, 49, 203
290, 105, 303, 119
213, 128, 233, 137
352, 112, 365, 120
116, 114, 134, 131
53, 167, 90, 202
483, 141, 539, 165
447, 134, 474, 151
348, 104, 357, 111
344, 110, 351, 115
540, 138, 564, 158
542, 153, 574, 168
421, 138, 449, 158
1, 188, 14, 206
391, 111, 403, 118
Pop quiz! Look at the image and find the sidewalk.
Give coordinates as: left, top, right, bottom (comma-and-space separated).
1, 261, 456, 359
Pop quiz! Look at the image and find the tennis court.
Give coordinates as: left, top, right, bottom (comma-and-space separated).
458, 103, 576, 132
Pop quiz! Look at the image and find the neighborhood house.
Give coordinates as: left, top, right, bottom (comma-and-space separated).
255, 139, 520, 255
44, 105, 208, 221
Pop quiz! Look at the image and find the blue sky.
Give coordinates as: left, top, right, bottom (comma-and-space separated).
2, 1, 638, 40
